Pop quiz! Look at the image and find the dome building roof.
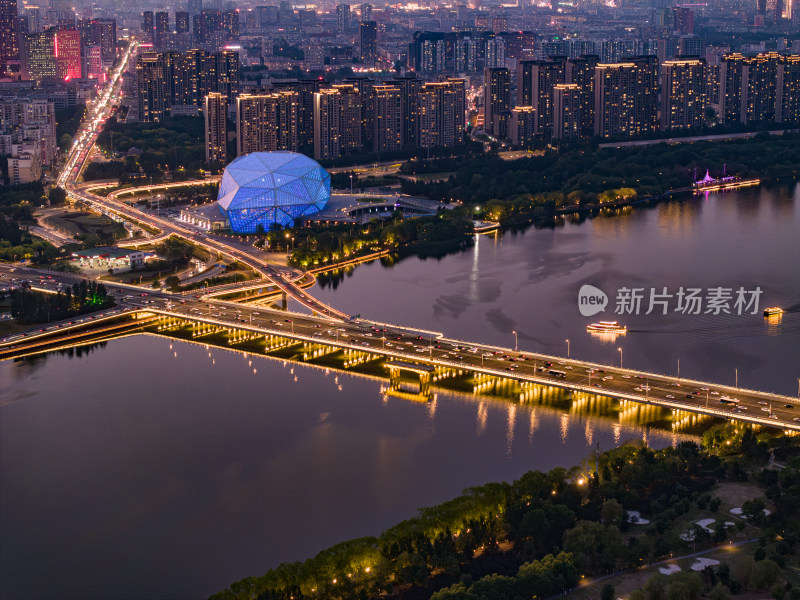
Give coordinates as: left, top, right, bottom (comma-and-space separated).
217, 152, 331, 233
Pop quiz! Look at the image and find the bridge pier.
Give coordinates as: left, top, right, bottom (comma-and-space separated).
301, 342, 338, 361
281, 292, 287, 310
263, 334, 294, 352
342, 349, 379, 368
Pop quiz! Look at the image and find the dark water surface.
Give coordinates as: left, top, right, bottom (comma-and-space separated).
1, 185, 798, 599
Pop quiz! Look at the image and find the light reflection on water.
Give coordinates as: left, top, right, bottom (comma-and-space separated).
1, 333, 693, 600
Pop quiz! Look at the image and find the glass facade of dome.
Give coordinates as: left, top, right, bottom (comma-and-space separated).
217, 152, 331, 233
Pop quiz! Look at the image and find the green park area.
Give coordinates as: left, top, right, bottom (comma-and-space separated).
212, 424, 800, 600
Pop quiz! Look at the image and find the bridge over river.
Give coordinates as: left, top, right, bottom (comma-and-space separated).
3, 266, 798, 433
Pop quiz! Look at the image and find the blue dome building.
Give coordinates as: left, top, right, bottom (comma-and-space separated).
217, 152, 331, 234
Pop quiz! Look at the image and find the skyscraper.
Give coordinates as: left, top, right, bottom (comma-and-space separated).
236, 92, 299, 155
594, 58, 660, 138
776, 54, 800, 124
142, 11, 154, 44
483, 67, 510, 137
54, 28, 81, 80
360, 21, 376, 64
566, 55, 599, 138
21, 30, 57, 81
360, 3, 372, 21
332, 84, 362, 154
314, 88, 341, 160
204, 92, 227, 164
373, 85, 402, 152
661, 59, 706, 130
155, 12, 170, 49
0, 0, 21, 76
517, 59, 566, 136
176, 12, 190, 34
552, 83, 581, 141
719, 53, 746, 124
418, 79, 465, 148
336, 4, 350, 33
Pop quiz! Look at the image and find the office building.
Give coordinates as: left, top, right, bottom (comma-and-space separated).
204, 92, 227, 164
55, 28, 81, 80
21, 30, 57, 82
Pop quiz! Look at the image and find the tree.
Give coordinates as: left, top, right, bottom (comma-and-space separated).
752, 559, 780, 590
563, 521, 622, 572
164, 275, 180, 290
666, 572, 703, 600
601, 583, 615, 600
48, 186, 67, 206
643, 573, 668, 600
152, 277, 161, 289
708, 582, 730, 600
601, 499, 624, 527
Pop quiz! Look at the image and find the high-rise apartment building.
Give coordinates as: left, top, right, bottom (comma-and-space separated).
204, 92, 227, 164
661, 59, 706, 130
136, 49, 239, 121
155, 12, 170, 49
418, 79, 465, 148
742, 52, 780, 123
270, 79, 320, 151
360, 21, 376, 64
517, 59, 566, 136
718, 53, 746, 124
483, 67, 510, 137
389, 75, 423, 148
236, 92, 299, 156
332, 84, 362, 154
0, 0, 20, 76
552, 84, 581, 140
176, 12, 190, 34
509, 106, 536, 146
776, 54, 800, 124
360, 3, 372, 21
594, 57, 660, 138
373, 85, 403, 152
565, 55, 599, 137
314, 88, 341, 160
336, 4, 350, 33
142, 11, 154, 44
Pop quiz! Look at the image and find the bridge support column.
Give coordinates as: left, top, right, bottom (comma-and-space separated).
281, 292, 287, 310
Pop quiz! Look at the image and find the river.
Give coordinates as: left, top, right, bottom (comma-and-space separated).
1, 183, 798, 599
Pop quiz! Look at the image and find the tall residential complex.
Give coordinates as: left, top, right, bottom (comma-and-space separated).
0, 0, 19, 76
135, 49, 239, 122
484, 67, 510, 138
418, 79, 465, 148
236, 92, 299, 156
204, 92, 227, 164
373, 85, 403, 152
661, 59, 707, 130
552, 84, 581, 141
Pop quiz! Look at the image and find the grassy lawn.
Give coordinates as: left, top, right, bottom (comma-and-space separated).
41, 211, 125, 239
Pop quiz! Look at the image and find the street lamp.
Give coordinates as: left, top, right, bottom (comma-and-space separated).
349, 174, 353, 194
735, 368, 738, 389
618, 347, 623, 368
565, 339, 570, 359
512, 330, 518, 351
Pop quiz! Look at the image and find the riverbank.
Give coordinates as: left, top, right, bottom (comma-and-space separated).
211, 425, 799, 600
